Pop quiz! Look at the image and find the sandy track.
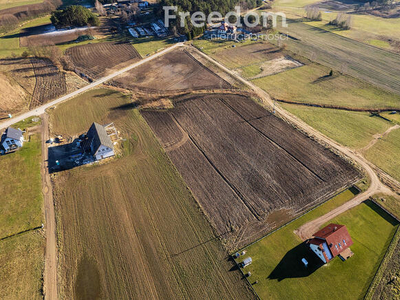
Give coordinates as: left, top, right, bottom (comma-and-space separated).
40, 113, 58, 300
360, 124, 400, 153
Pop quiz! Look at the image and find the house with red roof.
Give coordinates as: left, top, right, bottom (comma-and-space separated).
307, 223, 354, 264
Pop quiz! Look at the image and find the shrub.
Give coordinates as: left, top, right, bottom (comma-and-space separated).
50, 5, 100, 28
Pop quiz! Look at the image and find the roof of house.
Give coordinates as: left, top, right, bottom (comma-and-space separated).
311, 223, 353, 258
87, 122, 113, 152
4, 127, 23, 140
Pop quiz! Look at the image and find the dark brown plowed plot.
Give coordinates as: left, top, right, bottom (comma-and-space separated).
112, 49, 231, 92
65, 42, 140, 79
142, 94, 361, 248
30, 58, 66, 108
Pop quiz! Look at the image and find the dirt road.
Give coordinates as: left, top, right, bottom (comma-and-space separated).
191, 45, 396, 240
0, 43, 183, 131
360, 124, 400, 153
40, 114, 58, 300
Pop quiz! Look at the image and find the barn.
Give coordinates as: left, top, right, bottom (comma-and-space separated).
308, 223, 354, 263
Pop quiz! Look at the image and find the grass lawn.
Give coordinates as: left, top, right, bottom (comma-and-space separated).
0, 133, 43, 238
252, 63, 400, 109
365, 127, 400, 182
131, 36, 174, 57
0, 0, 42, 10
239, 199, 398, 300
280, 103, 392, 149
372, 194, 400, 220
50, 88, 252, 300
0, 231, 44, 300
0, 15, 50, 58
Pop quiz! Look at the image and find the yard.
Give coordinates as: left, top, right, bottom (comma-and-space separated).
0, 119, 44, 299
280, 103, 393, 149
50, 88, 253, 300
238, 195, 399, 300
0, 132, 43, 238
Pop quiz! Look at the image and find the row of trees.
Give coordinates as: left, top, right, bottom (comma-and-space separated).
305, 7, 322, 21
328, 13, 352, 30
157, 0, 263, 38
50, 5, 100, 28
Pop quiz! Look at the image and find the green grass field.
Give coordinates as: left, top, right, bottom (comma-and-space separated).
131, 36, 174, 57
253, 63, 400, 109
280, 103, 392, 149
239, 198, 398, 300
365, 127, 400, 182
381, 112, 400, 124
0, 133, 43, 238
0, 15, 50, 58
372, 194, 400, 220
0, 231, 44, 300
271, 21, 400, 96
50, 88, 253, 300
0, 0, 42, 10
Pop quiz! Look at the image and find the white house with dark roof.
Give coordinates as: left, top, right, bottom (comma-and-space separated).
84, 122, 115, 160
1, 127, 24, 153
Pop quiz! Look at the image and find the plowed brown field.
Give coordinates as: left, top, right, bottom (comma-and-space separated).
65, 42, 141, 79
142, 93, 361, 249
112, 49, 232, 92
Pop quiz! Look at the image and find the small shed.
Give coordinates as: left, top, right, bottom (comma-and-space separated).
241, 257, 252, 268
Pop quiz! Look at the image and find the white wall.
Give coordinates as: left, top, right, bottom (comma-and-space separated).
95, 145, 114, 160
310, 243, 327, 263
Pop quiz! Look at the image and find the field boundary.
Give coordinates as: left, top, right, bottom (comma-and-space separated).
273, 98, 400, 112
364, 219, 400, 299
231, 185, 359, 254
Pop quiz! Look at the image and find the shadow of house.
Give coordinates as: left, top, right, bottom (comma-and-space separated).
268, 242, 324, 282
48, 140, 83, 173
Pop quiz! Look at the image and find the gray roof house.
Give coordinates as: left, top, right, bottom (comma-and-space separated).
1, 127, 24, 153
85, 122, 115, 160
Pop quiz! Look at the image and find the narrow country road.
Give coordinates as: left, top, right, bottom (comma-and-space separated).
190, 45, 397, 240
0, 43, 183, 131
40, 114, 58, 300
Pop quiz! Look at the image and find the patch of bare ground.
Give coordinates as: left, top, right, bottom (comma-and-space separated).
248, 56, 303, 79
142, 93, 361, 250
112, 48, 232, 92
65, 42, 141, 80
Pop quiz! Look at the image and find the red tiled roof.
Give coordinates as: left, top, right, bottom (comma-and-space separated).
312, 223, 353, 258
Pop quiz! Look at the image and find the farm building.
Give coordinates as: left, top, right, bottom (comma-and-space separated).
82, 122, 115, 160
308, 223, 354, 263
1, 127, 24, 153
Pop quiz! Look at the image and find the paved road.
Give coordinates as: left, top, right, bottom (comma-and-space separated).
191, 45, 397, 240
0, 43, 183, 131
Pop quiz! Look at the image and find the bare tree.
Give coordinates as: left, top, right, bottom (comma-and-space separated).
0, 14, 19, 32
95, 0, 106, 16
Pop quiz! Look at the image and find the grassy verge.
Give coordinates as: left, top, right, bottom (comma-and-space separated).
0, 0, 42, 10
0, 133, 43, 238
238, 198, 398, 300
50, 88, 253, 300
280, 103, 393, 149
252, 63, 400, 109
365, 127, 400, 181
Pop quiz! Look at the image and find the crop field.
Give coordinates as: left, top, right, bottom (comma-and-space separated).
280, 103, 393, 149
273, 21, 400, 95
238, 198, 399, 300
253, 63, 400, 109
365, 127, 400, 182
50, 89, 253, 300
65, 42, 141, 79
30, 58, 66, 108
112, 49, 231, 92
142, 93, 360, 248
20, 29, 88, 47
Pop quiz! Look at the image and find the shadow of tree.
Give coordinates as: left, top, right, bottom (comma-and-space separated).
268, 242, 324, 282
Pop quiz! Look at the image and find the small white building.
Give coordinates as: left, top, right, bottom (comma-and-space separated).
1, 127, 24, 153
84, 122, 115, 160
